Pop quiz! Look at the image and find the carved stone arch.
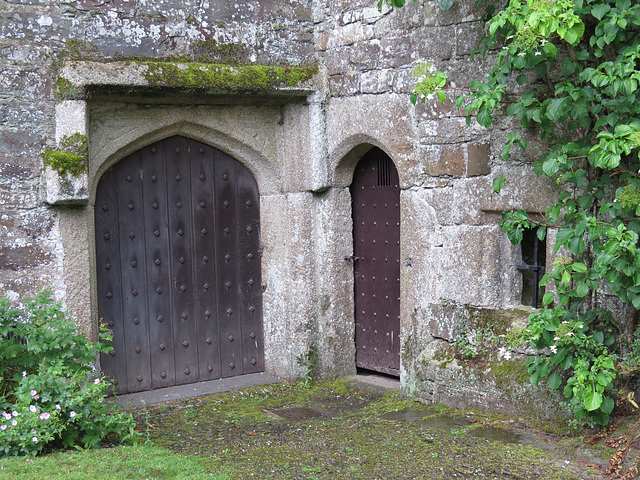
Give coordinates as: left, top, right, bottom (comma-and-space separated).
332, 135, 400, 188
90, 121, 281, 204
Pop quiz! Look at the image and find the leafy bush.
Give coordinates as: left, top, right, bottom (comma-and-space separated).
0, 291, 137, 456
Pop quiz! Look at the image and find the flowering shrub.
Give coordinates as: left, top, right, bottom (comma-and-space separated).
0, 291, 137, 456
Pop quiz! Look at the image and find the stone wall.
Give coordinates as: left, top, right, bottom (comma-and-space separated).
0, 0, 560, 414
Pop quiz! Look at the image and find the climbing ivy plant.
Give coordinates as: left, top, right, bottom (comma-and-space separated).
384, 0, 640, 425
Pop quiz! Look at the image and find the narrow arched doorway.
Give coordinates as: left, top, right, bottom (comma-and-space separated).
351, 147, 400, 376
95, 135, 264, 394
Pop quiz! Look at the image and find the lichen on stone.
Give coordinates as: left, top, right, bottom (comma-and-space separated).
41, 133, 88, 177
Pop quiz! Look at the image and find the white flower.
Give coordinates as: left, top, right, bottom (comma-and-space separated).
69, 411, 76, 418
518, 52, 526, 57
2, 412, 11, 420
1, 425, 6, 431
550, 345, 558, 354
577, 325, 583, 329
554, 336, 560, 341
11, 411, 18, 417
55, 405, 61, 410
540, 39, 548, 46
31, 437, 37, 443
506, 35, 515, 40
94, 378, 100, 385
566, 332, 574, 336
22, 371, 27, 377
11, 420, 17, 426
535, 51, 542, 56
29, 405, 36, 413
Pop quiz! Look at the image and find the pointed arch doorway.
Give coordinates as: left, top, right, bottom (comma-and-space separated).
95, 135, 264, 394
351, 147, 400, 376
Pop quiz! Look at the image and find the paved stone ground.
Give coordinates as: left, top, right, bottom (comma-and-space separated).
115, 372, 281, 406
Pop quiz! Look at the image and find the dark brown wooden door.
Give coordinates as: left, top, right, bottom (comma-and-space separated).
96, 136, 263, 394
351, 147, 400, 376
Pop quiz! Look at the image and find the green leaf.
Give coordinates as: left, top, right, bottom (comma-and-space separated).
436, 90, 446, 103
546, 97, 567, 122
543, 42, 558, 58
548, 371, 562, 389
549, 347, 568, 365
542, 291, 555, 306
493, 177, 506, 193
516, 74, 527, 85
575, 50, 589, 60
601, 396, 615, 414
530, 370, 541, 387
584, 390, 603, 411
631, 293, 640, 310
535, 62, 548, 79
572, 263, 587, 273
477, 108, 493, 127
591, 3, 611, 20
440, 0, 454, 11
576, 282, 590, 297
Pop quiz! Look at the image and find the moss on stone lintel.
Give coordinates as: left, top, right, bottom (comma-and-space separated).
143, 61, 318, 93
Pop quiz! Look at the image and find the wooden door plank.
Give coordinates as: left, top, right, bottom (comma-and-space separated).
191, 141, 221, 381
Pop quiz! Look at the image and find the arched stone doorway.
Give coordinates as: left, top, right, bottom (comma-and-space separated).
351, 147, 400, 376
95, 135, 264, 394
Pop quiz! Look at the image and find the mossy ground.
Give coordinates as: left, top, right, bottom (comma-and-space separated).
128, 379, 613, 480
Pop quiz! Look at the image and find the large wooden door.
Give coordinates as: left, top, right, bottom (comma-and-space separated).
96, 136, 263, 394
351, 147, 400, 376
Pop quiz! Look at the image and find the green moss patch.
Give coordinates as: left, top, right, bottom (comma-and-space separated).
143, 62, 318, 92
41, 133, 88, 177
128, 380, 604, 479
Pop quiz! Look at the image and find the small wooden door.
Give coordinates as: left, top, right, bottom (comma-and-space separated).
96, 136, 263, 394
351, 147, 400, 376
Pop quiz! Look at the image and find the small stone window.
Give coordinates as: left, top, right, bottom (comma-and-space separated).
518, 229, 546, 308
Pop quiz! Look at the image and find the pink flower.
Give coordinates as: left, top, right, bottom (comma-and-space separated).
39, 412, 50, 420
30, 390, 37, 397
29, 405, 36, 413
94, 378, 100, 384
2, 412, 11, 420
22, 371, 27, 377
55, 405, 61, 410
34, 395, 39, 401
1, 425, 6, 431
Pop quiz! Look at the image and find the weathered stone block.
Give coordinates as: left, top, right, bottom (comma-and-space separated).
426, 143, 465, 176
328, 72, 360, 96
466, 142, 491, 176
44, 168, 88, 206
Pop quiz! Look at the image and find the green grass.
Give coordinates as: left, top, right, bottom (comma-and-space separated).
0, 445, 229, 480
